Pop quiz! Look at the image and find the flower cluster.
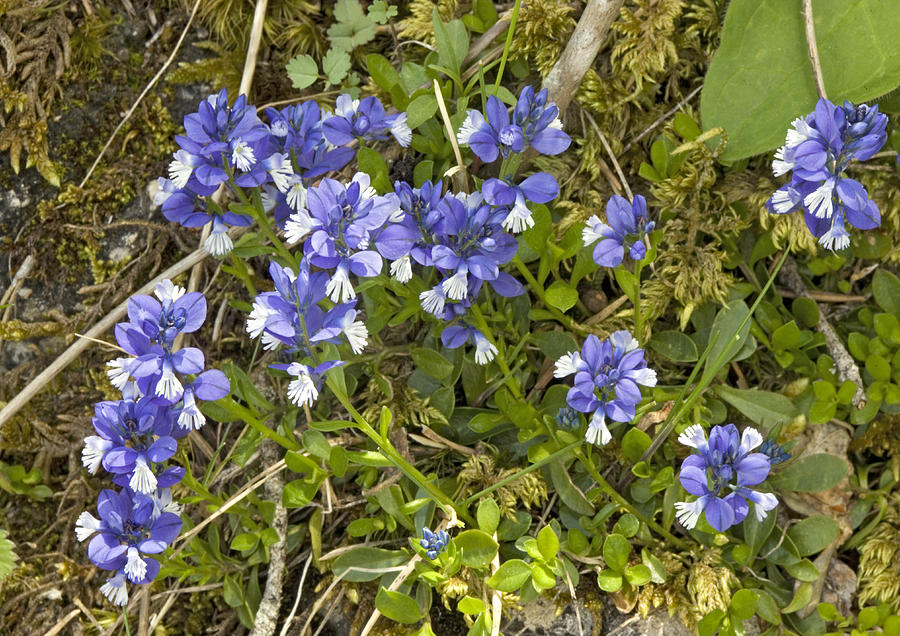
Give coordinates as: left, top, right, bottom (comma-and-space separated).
284, 173, 400, 303
246, 259, 367, 407
156, 89, 409, 256
420, 527, 450, 560
766, 98, 887, 251
78, 281, 229, 605
554, 330, 657, 445
674, 424, 778, 532
583, 194, 655, 267
457, 86, 569, 233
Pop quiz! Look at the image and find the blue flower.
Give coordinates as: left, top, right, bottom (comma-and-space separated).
171, 89, 271, 188
420, 527, 450, 560
245, 259, 369, 356
555, 405, 581, 431
421, 192, 522, 310
284, 173, 400, 302
106, 281, 229, 407
457, 87, 570, 162
75, 488, 182, 605
83, 392, 179, 493
554, 330, 657, 446
440, 325, 498, 365
759, 439, 791, 465
322, 94, 412, 148
373, 180, 445, 282
674, 424, 778, 533
766, 98, 886, 251
265, 101, 355, 178
482, 172, 559, 233
268, 361, 345, 408
582, 195, 655, 267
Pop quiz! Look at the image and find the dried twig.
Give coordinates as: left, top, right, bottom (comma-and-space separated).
542, 0, 626, 115
779, 257, 865, 407
803, 0, 827, 100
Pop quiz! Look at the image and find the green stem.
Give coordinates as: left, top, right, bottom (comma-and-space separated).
327, 375, 475, 526
123, 607, 132, 636
462, 440, 582, 505
469, 304, 522, 399
576, 447, 691, 550
633, 259, 644, 340
512, 256, 587, 334
493, 0, 524, 95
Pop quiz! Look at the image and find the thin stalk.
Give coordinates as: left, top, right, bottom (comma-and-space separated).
469, 304, 523, 399
512, 256, 587, 334
632, 259, 644, 340
327, 376, 475, 526
493, 0, 523, 95
576, 448, 690, 550
123, 607, 132, 636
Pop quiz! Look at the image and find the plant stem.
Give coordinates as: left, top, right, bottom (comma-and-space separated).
576, 448, 691, 550
327, 376, 475, 526
493, 0, 523, 95
512, 256, 588, 334
469, 304, 523, 399
123, 607, 132, 636
632, 259, 644, 340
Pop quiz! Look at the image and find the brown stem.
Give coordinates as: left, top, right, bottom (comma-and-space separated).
803, 0, 827, 99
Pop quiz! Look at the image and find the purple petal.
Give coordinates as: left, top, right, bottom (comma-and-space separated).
348, 251, 383, 277
441, 325, 471, 349
592, 239, 624, 268
679, 465, 709, 496
192, 370, 230, 401
518, 173, 558, 203
530, 128, 571, 155
735, 453, 771, 486
488, 272, 524, 297
468, 131, 500, 163
173, 347, 205, 374
147, 437, 178, 463
175, 292, 207, 333
723, 492, 749, 525
704, 496, 736, 532
482, 179, 515, 206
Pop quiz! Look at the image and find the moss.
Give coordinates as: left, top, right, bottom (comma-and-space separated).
858, 491, 900, 612
0, 319, 62, 341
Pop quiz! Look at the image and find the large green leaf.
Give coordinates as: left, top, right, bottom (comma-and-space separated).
701, 0, 900, 161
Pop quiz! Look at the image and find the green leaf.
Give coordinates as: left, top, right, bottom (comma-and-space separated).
785, 558, 820, 581
544, 280, 579, 312
624, 564, 651, 586
531, 563, 557, 590
769, 454, 848, 492
477, 498, 501, 535
873, 269, 900, 314
322, 48, 352, 86
730, 589, 759, 621
410, 346, 454, 380
547, 461, 595, 516
282, 478, 323, 508
332, 547, 408, 582
537, 525, 559, 561
621, 428, 652, 463
0, 531, 14, 581
532, 330, 577, 361
792, 297, 820, 328
357, 146, 391, 193
457, 596, 486, 615
375, 588, 422, 624
596, 569, 623, 592
700, 300, 751, 385
713, 385, 798, 427
602, 533, 630, 573
641, 548, 666, 584
701, 0, 900, 161
328, 0, 377, 52
772, 320, 811, 351
347, 517, 385, 536
787, 516, 839, 556
302, 429, 332, 459
406, 94, 438, 129
368, 0, 398, 24
648, 330, 699, 362
697, 609, 725, 636
230, 532, 258, 552
366, 54, 401, 91
612, 514, 640, 539
413, 160, 433, 186
286, 54, 318, 89
455, 530, 499, 569
223, 574, 244, 607
487, 559, 532, 592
